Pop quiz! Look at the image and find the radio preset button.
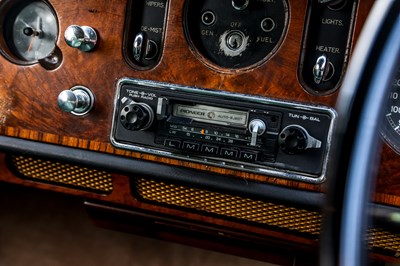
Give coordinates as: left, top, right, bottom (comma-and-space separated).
183, 142, 200, 151
164, 139, 181, 149
201, 145, 220, 155
240, 151, 259, 162
221, 148, 238, 159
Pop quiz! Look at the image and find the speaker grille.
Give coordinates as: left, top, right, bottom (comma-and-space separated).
369, 228, 400, 253
135, 178, 321, 235
10, 155, 113, 193
134, 178, 400, 256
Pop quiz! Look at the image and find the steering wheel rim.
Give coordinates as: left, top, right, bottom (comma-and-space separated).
320, 1, 400, 265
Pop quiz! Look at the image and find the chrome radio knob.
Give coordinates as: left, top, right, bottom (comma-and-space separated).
278, 125, 321, 154
120, 102, 154, 131
64, 25, 97, 52
57, 86, 94, 116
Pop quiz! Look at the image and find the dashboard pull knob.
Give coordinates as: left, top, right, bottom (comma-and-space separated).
64, 25, 97, 52
313, 54, 332, 84
232, 0, 249, 10
248, 119, 266, 147
57, 86, 94, 116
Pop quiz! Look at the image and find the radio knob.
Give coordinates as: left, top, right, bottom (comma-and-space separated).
278, 125, 322, 154
248, 119, 266, 146
120, 102, 154, 131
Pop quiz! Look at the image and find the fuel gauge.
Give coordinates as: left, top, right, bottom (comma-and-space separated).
0, 0, 58, 65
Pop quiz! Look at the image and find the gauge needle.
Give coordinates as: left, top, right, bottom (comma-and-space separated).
37, 17, 43, 38
27, 36, 36, 53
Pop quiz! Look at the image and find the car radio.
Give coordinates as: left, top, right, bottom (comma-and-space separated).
111, 78, 336, 183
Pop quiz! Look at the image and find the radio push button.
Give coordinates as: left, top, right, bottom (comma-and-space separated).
221, 148, 239, 159
182, 142, 200, 151
240, 151, 258, 162
164, 139, 181, 149
201, 145, 220, 155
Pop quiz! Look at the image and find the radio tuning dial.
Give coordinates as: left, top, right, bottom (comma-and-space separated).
248, 119, 266, 146
120, 102, 154, 131
279, 125, 322, 154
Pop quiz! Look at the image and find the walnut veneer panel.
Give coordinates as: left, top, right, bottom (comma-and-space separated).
1, 0, 399, 207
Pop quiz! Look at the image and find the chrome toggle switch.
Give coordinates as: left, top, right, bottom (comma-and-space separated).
64, 25, 98, 52
57, 86, 95, 116
248, 119, 266, 147
133, 32, 158, 63
313, 54, 333, 84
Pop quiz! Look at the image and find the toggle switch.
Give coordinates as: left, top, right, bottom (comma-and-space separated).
133, 32, 159, 63
313, 54, 334, 84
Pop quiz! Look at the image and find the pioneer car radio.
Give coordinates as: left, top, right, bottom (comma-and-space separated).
111, 78, 336, 183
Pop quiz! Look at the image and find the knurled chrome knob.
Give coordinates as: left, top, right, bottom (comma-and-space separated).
278, 125, 322, 154
120, 102, 154, 131
64, 25, 97, 52
57, 86, 94, 116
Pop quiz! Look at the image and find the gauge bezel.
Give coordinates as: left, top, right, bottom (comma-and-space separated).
0, 0, 59, 65
381, 76, 400, 155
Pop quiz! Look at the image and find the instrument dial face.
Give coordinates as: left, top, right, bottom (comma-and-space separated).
0, 0, 58, 64
381, 70, 400, 154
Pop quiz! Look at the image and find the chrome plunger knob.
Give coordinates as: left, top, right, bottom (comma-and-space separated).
64, 25, 97, 52
58, 86, 94, 116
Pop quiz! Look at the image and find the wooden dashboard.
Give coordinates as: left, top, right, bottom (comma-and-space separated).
1, 0, 399, 264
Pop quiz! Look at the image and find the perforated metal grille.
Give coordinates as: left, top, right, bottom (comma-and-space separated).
10, 155, 113, 193
135, 178, 322, 235
135, 178, 400, 256
369, 228, 400, 254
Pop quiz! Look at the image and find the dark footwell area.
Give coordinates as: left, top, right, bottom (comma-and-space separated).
0, 183, 273, 266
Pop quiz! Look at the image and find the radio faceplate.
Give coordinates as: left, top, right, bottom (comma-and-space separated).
111, 78, 336, 183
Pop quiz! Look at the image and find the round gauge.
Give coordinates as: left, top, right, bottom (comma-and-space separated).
0, 0, 58, 64
381, 69, 400, 154
183, 0, 289, 72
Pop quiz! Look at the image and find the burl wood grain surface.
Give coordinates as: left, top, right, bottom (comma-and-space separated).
1, 0, 398, 206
